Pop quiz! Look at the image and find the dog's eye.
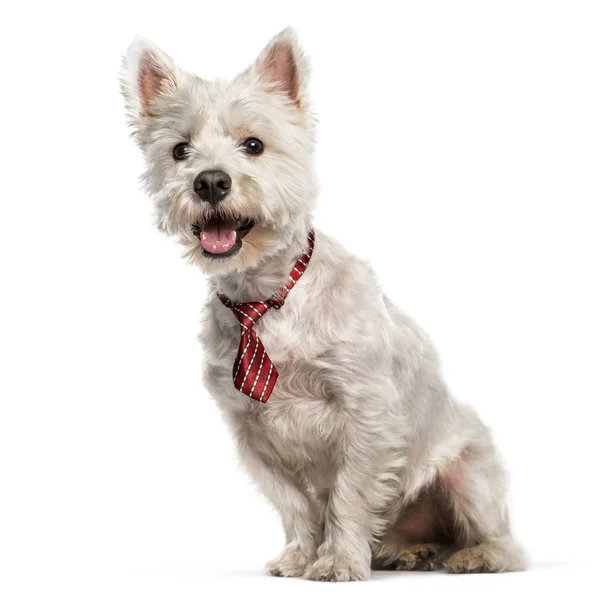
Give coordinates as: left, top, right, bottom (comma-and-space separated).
242, 137, 264, 156
173, 142, 191, 161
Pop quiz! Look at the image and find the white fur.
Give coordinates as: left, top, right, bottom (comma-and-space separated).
121, 28, 527, 581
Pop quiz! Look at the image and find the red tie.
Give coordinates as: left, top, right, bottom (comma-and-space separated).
218, 230, 315, 403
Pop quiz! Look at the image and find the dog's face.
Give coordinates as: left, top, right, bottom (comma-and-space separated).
121, 29, 317, 275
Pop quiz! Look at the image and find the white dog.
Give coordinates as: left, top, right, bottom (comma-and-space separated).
121, 28, 527, 581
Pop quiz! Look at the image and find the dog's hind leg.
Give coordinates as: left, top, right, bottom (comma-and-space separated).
375, 431, 527, 574
439, 439, 528, 574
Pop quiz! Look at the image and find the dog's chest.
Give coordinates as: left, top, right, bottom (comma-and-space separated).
203, 313, 340, 475
215, 363, 339, 479
248, 382, 337, 468
201, 290, 341, 478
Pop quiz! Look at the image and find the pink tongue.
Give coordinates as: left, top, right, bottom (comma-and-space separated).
199, 220, 237, 254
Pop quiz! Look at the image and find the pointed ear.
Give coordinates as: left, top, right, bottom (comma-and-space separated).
120, 36, 178, 123
254, 28, 309, 107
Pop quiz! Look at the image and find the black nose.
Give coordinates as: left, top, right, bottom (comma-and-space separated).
193, 170, 232, 205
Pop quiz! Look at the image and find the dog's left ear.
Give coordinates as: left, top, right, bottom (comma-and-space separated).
253, 28, 310, 107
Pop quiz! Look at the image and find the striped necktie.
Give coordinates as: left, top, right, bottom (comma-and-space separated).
217, 230, 315, 403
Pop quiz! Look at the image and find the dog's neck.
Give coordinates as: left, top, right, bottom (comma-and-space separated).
211, 221, 312, 303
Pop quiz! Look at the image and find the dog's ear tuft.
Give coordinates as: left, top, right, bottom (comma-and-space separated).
120, 37, 177, 124
254, 28, 310, 107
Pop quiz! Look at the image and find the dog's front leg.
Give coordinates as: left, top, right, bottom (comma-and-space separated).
305, 378, 401, 582
304, 441, 376, 581
240, 446, 322, 577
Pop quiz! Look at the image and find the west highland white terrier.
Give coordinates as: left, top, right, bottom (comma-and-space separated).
120, 28, 527, 581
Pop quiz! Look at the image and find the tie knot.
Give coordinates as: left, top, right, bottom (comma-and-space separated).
224, 301, 270, 330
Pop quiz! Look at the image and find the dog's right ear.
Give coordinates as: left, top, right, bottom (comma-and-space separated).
120, 37, 178, 128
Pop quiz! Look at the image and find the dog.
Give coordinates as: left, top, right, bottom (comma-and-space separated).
120, 28, 527, 581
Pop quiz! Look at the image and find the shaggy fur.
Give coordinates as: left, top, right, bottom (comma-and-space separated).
121, 28, 527, 581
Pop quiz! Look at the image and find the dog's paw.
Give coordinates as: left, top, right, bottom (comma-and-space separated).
444, 540, 525, 574
267, 546, 314, 578
304, 554, 370, 582
395, 543, 442, 571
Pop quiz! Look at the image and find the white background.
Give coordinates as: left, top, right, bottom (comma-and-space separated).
1, 1, 596, 598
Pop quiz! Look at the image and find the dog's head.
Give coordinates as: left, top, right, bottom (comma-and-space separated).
121, 28, 317, 275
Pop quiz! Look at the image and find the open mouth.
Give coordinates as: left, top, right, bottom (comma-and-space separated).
191, 218, 255, 258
